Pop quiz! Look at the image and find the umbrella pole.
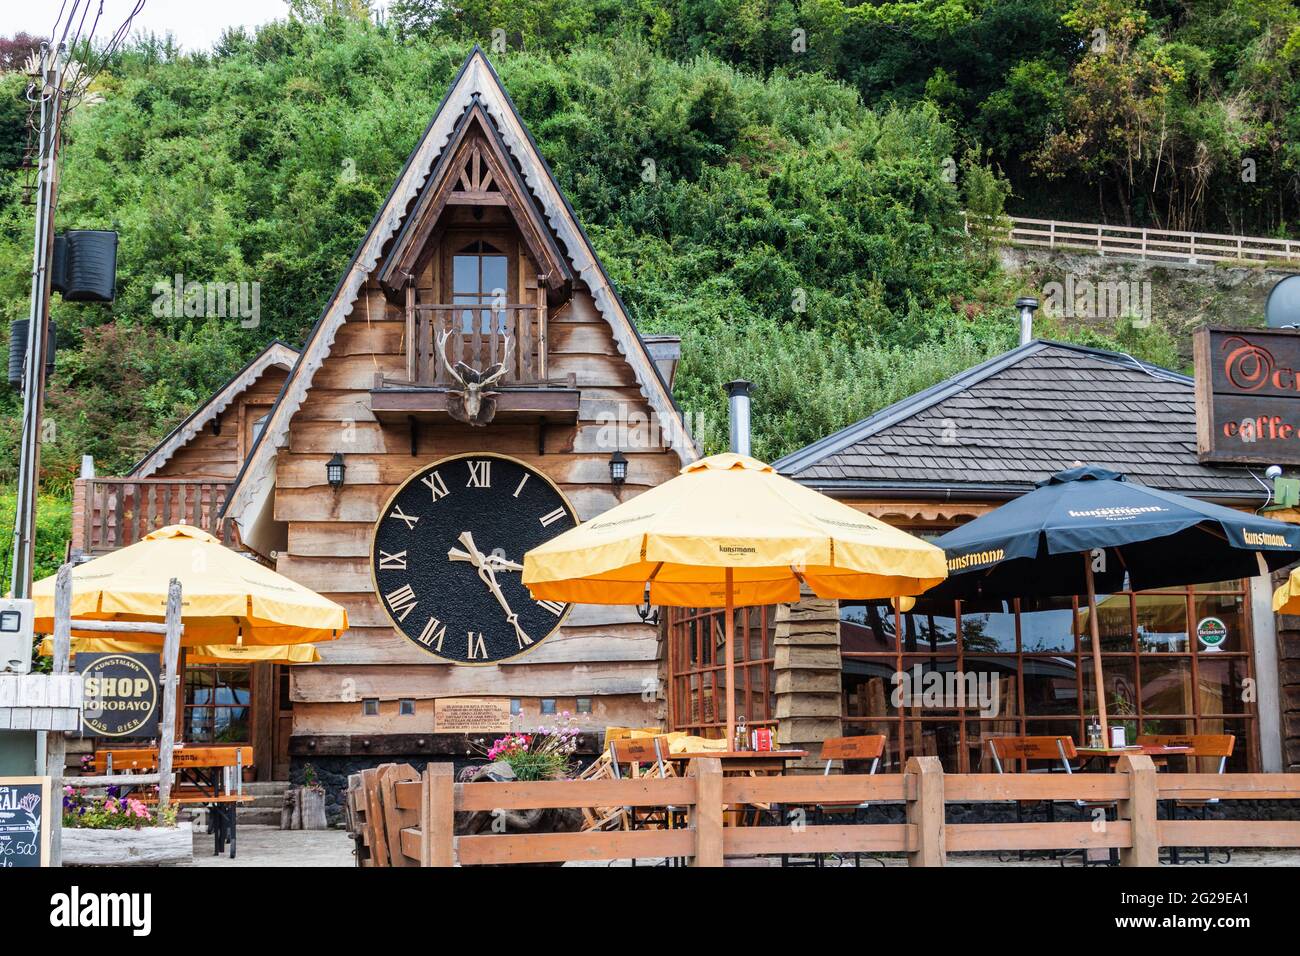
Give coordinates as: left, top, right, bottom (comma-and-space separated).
725, 567, 735, 749
1083, 553, 1110, 745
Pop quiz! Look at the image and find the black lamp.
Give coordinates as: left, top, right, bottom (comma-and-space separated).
609, 449, 627, 487
326, 452, 346, 490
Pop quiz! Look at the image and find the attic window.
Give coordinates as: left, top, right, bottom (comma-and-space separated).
453, 241, 509, 335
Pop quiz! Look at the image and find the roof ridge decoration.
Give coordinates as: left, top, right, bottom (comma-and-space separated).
772, 339, 1190, 478
222, 49, 696, 531
131, 340, 299, 478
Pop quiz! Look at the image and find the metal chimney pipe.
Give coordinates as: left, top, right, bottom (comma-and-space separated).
1015, 296, 1039, 346
724, 380, 753, 456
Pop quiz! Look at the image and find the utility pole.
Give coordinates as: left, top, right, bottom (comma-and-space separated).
11, 44, 65, 600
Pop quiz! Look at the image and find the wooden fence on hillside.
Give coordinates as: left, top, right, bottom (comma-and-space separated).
972, 214, 1300, 267
346, 755, 1300, 867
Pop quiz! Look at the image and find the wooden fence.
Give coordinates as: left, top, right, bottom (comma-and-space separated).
974, 214, 1300, 267
347, 755, 1300, 867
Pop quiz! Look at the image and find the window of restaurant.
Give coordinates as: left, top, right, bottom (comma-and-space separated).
183, 664, 252, 744
841, 580, 1258, 773
666, 606, 776, 738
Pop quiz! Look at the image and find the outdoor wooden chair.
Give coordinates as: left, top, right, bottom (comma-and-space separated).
987, 735, 1117, 865
1137, 734, 1236, 865
781, 734, 888, 868
607, 736, 686, 866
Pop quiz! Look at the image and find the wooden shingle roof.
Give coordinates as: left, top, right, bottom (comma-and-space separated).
773, 340, 1268, 502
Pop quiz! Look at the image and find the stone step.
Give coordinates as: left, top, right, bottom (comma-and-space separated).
243, 781, 291, 796
237, 807, 283, 826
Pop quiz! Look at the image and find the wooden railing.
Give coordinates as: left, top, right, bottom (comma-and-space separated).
71, 477, 233, 556
402, 296, 548, 386
980, 214, 1300, 266
349, 755, 1300, 867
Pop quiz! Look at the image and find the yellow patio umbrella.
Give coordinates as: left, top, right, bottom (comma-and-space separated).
1273, 569, 1300, 615
524, 453, 948, 744
38, 636, 322, 664
33, 524, 347, 646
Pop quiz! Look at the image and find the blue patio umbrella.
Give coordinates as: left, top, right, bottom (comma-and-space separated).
931, 465, 1300, 741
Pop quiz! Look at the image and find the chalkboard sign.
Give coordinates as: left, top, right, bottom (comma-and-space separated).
0, 777, 51, 868
77, 652, 161, 738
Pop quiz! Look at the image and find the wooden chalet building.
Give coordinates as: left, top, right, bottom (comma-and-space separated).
70, 50, 695, 787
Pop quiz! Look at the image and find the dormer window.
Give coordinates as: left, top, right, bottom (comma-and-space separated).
452, 240, 509, 335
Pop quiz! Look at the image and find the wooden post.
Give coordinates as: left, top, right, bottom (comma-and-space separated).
690, 757, 723, 867
46, 562, 73, 866
423, 762, 454, 867
156, 578, 182, 811
905, 755, 945, 866
1083, 552, 1110, 744
1118, 753, 1158, 867
724, 568, 735, 749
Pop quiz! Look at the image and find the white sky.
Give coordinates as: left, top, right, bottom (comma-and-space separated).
6, 1, 338, 54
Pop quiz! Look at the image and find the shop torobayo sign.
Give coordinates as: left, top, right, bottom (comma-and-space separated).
76, 653, 161, 738
1195, 327, 1300, 465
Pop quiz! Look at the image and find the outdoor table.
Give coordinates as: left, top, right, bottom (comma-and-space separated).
665, 750, 808, 826
89, 745, 254, 858
664, 750, 808, 774
1073, 744, 1190, 769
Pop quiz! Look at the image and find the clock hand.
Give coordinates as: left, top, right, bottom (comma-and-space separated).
448, 533, 532, 647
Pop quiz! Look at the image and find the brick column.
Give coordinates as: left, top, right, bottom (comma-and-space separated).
773, 589, 842, 773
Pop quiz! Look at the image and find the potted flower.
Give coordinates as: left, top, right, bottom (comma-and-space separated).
61, 786, 191, 866
456, 718, 584, 844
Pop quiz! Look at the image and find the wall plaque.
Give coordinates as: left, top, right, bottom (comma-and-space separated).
434, 698, 512, 733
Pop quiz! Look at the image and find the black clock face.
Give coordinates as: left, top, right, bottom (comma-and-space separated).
371, 453, 579, 664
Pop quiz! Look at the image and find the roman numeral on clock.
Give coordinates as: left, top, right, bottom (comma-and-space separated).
467, 460, 491, 488
466, 631, 488, 660
384, 583, 418, 622
418, 616, 446, 651
539, 507, 567, 527
389, 505, 419, 530
538, 600, 565, 617
378, 549, 407, 570
421, 470, 449, 501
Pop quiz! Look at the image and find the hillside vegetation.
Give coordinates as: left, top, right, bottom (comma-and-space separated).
0, 9, 1216, 484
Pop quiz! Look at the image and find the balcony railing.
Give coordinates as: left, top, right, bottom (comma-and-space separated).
72, 477, 234, 556
403, 298, 548, 387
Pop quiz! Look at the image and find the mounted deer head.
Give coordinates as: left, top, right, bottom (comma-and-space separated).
437, 329, 514, 426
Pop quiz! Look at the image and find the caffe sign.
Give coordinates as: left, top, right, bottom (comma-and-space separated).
76, 653, 161, 738
1195, 327, 1300, 465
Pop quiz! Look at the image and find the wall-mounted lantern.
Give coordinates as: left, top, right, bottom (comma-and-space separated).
609, 449, 627, 487
326, 452, 346, 490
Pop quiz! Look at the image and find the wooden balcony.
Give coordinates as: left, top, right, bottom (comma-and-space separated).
72, 477, 234, 557
404, 300, 549, 386
373, 295, 580, 426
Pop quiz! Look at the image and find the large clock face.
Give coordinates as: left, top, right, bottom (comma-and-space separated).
371, 453, 579, 664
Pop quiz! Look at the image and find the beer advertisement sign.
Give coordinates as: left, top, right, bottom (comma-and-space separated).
76, 653, 161, 738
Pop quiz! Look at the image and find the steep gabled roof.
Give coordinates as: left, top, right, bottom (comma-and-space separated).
129, 340, 298, 478
221, 48, 696, 537
773, 340, 1268, 502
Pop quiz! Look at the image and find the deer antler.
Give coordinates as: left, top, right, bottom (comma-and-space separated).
478, 335, 513, 388
436, 328, 468, 387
